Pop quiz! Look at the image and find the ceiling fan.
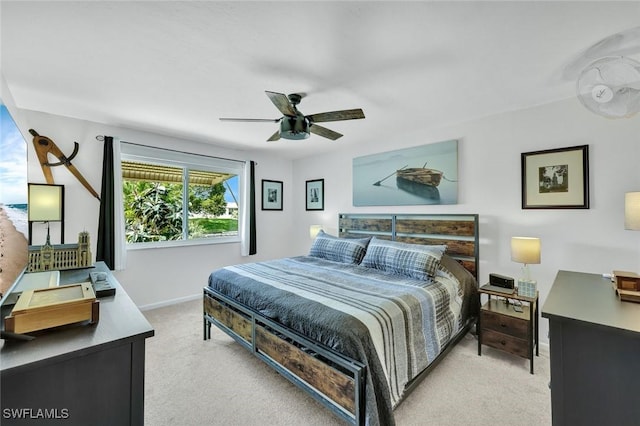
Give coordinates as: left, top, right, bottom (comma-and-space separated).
563, 26, 640, 118
220, 91, 365, 141
576, 56, 640, 119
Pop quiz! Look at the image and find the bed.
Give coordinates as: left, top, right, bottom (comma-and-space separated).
203, 213, 479, 425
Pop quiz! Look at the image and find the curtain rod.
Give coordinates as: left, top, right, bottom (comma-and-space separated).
95, 135, 251, 165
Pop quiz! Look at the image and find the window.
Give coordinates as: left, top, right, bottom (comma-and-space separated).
120, 142, 244, 248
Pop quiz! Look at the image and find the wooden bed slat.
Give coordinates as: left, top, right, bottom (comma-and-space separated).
394, 236, 475, 257
255, 325, 356, 414
341, 232, 392, 240
204, 296, 252, 343
338, 217, 392, 233
395, 219, 475, 236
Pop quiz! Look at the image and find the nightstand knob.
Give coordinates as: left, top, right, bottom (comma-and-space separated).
500, 340, 506, 346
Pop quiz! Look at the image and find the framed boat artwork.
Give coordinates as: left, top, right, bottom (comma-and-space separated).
352, 140, 458, 206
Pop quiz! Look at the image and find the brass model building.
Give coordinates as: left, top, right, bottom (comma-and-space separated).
28, 231, 92, 272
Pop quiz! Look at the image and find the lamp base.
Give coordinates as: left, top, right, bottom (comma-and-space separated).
517, 279, 537, 297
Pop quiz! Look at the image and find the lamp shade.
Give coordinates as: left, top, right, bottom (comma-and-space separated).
625, 192, 640, 230
511, 237, 541, 265
309, 225, 323, 239
28, 184, 63, 222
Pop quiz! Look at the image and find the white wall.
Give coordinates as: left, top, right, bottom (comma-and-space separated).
20, 109, 296, 308
292, 97, 640, 346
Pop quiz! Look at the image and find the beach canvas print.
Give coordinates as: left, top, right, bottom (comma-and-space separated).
353, 140, 458, 206
0, 103, 28, 293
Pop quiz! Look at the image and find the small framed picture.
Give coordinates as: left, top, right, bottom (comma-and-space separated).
306, 179, 324, 211
521, 145, 589, 209
262, 179, 283, 211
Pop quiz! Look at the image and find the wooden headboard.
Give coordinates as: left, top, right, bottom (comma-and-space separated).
338, 213, 479, 280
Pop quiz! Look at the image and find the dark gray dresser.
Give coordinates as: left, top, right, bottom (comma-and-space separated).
1, 262, 154, 425
542, 270, 640, 426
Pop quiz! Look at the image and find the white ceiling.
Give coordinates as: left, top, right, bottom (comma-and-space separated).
2, 1, 639, 159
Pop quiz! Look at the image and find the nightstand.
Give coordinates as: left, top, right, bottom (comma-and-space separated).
477, 285, 539, 374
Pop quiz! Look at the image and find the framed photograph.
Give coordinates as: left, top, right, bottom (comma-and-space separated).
306, 179, 324, 211
262, 179, 283, 211
521, 145, 589, 209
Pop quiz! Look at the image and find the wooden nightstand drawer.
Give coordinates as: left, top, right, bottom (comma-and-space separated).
481, 329, 529, 358
477, 285, 538, 374
481, 309, 528, 339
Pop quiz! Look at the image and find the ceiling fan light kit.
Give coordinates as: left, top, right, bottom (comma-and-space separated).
279, 116, 310, 140
220, 91, 365, 142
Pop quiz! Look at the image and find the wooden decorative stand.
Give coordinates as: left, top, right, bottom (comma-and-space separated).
612, 270, 640, 303
4, 282, 99, 334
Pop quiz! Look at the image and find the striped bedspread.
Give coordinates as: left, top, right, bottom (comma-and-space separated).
208, 255, 471, 425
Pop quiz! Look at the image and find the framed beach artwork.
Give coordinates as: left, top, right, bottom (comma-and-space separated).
352, 140, 458, 206
0, 102, 29, 294
305, 179, 324, 211
521, 145, 589, 209
262, 179, 283, 211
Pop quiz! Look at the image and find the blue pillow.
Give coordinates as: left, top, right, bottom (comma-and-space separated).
361, 237, 446, 280
309, 230, 371, 264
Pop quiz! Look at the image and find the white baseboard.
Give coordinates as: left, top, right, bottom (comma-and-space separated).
138, 293, 201, 311
538, 341, 550, 356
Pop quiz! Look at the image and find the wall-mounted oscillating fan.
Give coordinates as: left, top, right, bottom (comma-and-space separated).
576, 56, 640, 119
220, 91, 365, 141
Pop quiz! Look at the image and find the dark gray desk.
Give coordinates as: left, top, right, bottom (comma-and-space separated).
1, 262, 154, 425
542, 270, 640, 426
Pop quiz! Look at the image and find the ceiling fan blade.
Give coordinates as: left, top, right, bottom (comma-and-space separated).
267, 130, 281, 142
309, 124, 343, 140
219, 118, 280, 122
265, 91, 297, 116
307, 109, 365, 123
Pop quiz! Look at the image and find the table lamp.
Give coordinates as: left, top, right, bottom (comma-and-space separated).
625, 191, 640, 230
28, 183, 64, 245
511, 236, 541, 297
309, 225, 323, 239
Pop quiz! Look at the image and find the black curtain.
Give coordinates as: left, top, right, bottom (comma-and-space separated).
249, 160, 257, 255
96, 136, 115, 269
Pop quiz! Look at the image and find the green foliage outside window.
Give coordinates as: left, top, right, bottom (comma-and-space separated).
123, 181, 183, 243
123, 179, 237, 243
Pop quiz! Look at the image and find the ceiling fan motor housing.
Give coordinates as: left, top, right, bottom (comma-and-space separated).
280, 114, 310, 140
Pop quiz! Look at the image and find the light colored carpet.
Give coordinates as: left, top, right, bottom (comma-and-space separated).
143, 299, 551, 425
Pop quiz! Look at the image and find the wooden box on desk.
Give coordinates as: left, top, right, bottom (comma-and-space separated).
4, 282, 99, 334
612, 270, 640, 303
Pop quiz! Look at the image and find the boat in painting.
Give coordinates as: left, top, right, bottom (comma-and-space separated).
396, 166, 442, 199
396, 167, 443, 187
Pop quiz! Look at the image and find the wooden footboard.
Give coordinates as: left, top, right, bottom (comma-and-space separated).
203, 287, 367, 425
